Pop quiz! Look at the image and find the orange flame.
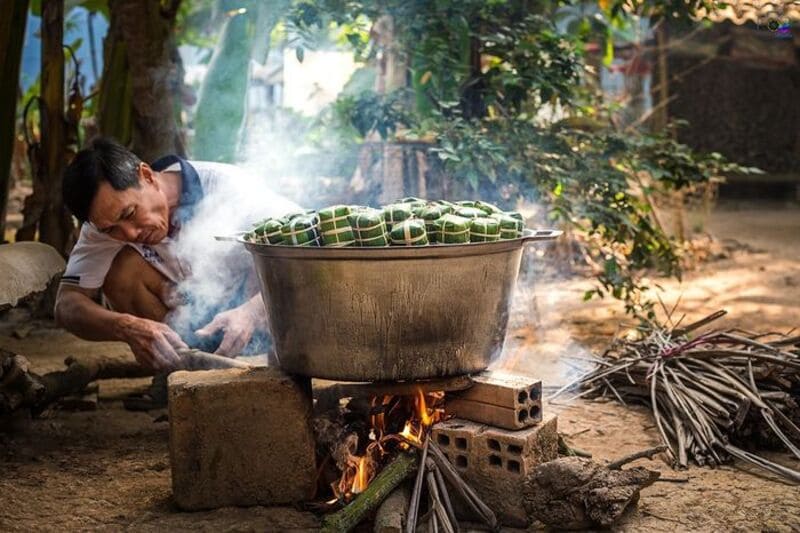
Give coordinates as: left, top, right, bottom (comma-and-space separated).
332, 390, 445, 500
351, 456, 370, 494
417, 388, 434, 428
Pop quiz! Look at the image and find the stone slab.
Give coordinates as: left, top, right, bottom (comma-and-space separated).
0, 242, 65, 312
168, 367, 316, 510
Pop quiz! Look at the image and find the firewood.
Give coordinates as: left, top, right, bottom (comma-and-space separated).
549, 310, 800, 482
1, 347, 252, 416
176, 349, 255, 370
321, 452, 417, 533
374, 483, 411, 533
522, 456, 660, 530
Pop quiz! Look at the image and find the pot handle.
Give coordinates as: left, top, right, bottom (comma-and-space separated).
521, 229, 563, 242
214, 231, 248, 242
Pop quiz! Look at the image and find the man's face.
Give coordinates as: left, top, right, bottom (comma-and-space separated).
88, 163, 170, 245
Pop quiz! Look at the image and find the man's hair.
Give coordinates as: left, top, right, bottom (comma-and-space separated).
63, 137, 142, 223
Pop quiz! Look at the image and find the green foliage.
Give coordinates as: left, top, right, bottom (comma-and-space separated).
294, 0, 755, 318
333, 90, 412, 138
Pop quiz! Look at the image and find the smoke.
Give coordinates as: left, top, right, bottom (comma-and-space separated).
166, 162, 300, 348
489, 201, 595, 388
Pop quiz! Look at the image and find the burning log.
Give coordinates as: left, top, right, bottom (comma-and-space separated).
522, 454, 661, 530
321, 452, 418, 533
550, 310, 800, 483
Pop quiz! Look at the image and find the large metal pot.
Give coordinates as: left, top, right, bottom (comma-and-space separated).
241, 229, 561, 381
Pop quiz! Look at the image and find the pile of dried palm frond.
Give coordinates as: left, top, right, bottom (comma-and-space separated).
551, 310, 800, 483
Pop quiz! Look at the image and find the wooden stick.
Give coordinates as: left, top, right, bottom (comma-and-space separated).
607, 445, 668, 470
429, 459, 460, 533
177, 349, 255, 370
672, 310, 727, 336
427, 471, 455, 533
321, 452, 417, 533
405, 438, 429, 533
428, 443, 498, 530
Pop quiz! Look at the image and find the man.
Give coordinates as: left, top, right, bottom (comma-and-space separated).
55, 137, 299, 371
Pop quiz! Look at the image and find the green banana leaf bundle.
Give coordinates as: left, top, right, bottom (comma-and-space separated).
419, 205, 449, 242
251, 218, 284, 244
397, 196, 427, 207
454, 206, 485, 220
470, 217, 501, 242
390, 218, 429, 246
318, 205, 356, 247
382, 203, 414, 231
348, 209, 390, 247
281, 215, 322, 246
490, 213, 524, 239
475, 200, 503, 215
433, 214, 471, 244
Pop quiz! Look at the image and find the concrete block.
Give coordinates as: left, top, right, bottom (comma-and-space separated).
168, 367, 316, 510
431, 413, 558, 527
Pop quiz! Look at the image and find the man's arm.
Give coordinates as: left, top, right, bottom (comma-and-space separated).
195, 294, 266, 356
55, 285, 186, 370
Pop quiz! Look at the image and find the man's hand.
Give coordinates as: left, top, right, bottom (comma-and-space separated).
195, 296, 265, 356
117, 314, 188, 371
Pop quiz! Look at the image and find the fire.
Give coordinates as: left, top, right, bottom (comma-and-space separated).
417, 388, 434, 428
331, 389, 445, 501
351, 456, 370, 494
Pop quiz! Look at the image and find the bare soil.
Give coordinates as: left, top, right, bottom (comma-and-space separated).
1, 202, 799, 531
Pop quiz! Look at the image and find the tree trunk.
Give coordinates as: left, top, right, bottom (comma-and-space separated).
38, 0, 75, 256
193, 0, 290, 162
112, 0, 184, 162
0, 0, 30, 243
97, 2, 133, 147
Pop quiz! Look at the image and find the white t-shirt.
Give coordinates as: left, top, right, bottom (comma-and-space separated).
61, 160, 301, 290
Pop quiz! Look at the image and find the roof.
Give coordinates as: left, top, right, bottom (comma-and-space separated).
699, 1, 800, 26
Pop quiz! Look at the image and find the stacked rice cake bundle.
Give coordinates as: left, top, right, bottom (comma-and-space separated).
433, 214, 471, 244
318, 205, 356, 247
348, 209, 390, 247
382, 203, 414, 231
248, 199, 531, 247
281, 215, 322, 246
470, 217, 501, 242
454, 206, 485, 220
251, 218, 284, 244
475, 200, 503, 215
397, 196, 427, 208
433, 199, 457, 211
390, 219, 429, 246
490, 212, 524, 239
419, 205, 449, 242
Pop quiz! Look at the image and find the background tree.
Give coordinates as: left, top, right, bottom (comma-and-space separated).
289, 0, 755, 317
99, 0, 184, 162
0, 0, 30, 242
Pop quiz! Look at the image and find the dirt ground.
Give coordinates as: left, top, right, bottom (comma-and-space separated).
1, 201, 799, 531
